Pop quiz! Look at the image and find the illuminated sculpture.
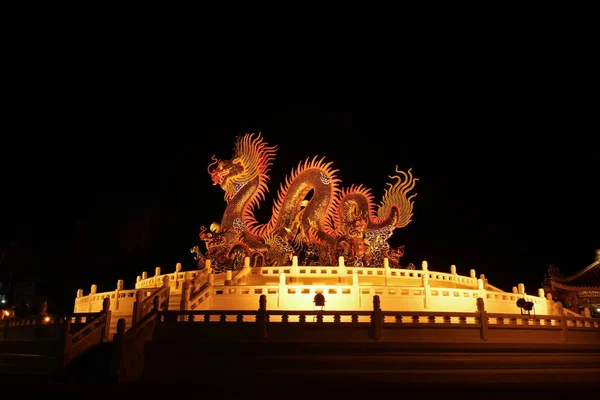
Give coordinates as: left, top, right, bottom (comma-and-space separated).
192, 133, 418, 273
71, 134, 596, 343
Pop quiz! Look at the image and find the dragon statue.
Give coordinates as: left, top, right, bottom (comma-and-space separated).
191, 133, 418, 273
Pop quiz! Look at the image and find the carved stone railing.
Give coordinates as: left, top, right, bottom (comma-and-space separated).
181, 269, 213, 310
74, 288, 138, 313
1, 314, 49, 340
231, 263, 251, 286
152, 294, 600, 345
112, 296, 162, 383
563, 308, 582, 317
1, 301, 62, 341
111, 278, 173, 383
61, 297, 112, 366
134, 263, 201, 290
107, 294, 600, 382
132, 276, 171, 325
1, 299, 112, 369
248, 257, 482, 289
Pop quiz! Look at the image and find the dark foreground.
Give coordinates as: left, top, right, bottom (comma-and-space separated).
1, 363, 599, 399
1, 341, 599, 398
0, 377, 599, 399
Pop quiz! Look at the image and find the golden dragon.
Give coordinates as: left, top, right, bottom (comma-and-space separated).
192, 133, 417, 272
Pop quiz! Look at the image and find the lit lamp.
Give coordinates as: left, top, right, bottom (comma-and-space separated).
313, 293, 325, 309
516, 298, 534, 316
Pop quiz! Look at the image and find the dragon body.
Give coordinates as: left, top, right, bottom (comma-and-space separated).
193, 133, 417, 272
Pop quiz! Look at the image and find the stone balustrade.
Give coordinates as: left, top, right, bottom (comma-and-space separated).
150, 294, 600, 345
72, 257, 582, 322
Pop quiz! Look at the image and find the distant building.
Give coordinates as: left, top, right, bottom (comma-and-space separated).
542, 249, 600, 317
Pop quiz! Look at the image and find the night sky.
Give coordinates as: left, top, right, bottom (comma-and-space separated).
2, 103, 597, 313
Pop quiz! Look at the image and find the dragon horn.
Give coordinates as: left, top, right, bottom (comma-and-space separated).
207, 155, 219, 174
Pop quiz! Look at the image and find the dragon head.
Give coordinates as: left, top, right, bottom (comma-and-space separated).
207, 133, 277, 203
207, 155, 244, 188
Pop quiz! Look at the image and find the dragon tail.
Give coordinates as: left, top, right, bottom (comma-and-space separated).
377, 167, 418, 228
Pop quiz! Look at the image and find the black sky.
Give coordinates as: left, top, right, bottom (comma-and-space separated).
2, 96, 598, 313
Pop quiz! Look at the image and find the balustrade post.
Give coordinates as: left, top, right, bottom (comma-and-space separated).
371, 295, 382, 340
552, 300, 563, 316
291, 255, 299, 283
422, 270, 430, 310
238, 257, 250, 285
561, 314, 568, 343
278, 272, 286, 309
2, 317, 9, 339
154, 266, 162, 288
181, 280, 191, 311
383, 258, 390, 285
339, 256, 347, 284
112, 318, 127, 382
546, 293, 554, 312
583, 307, 591, 318
132, 290, 144, 325
352, 269, 361, 308
34, 300, 48, 339
477, 278, 486, 300
479, 274, 488, 289
89, 284, 97, 312
450, 264, 458, 287
477, 297, 488, 341
257, 295, 267, 340
102, 297, 112, 342
162, 276, 171, 311
61, 317, 72, 366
